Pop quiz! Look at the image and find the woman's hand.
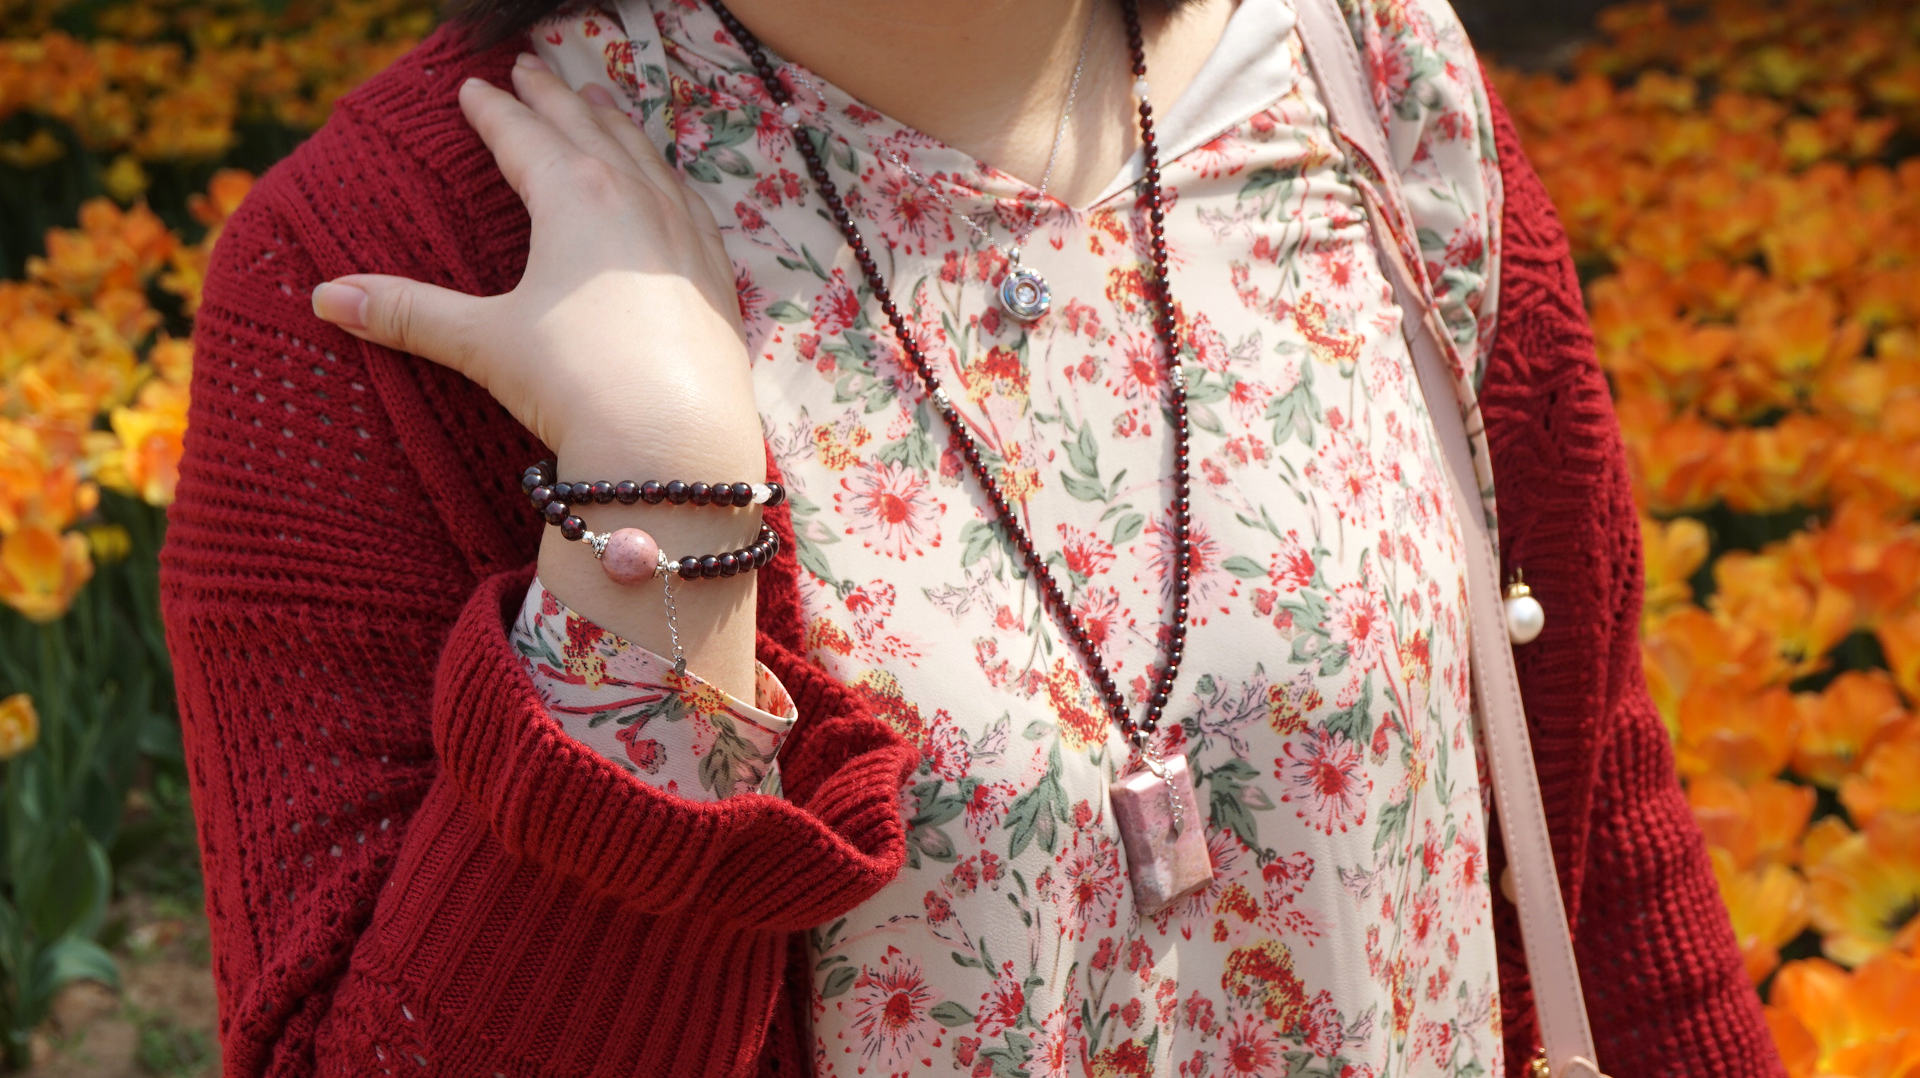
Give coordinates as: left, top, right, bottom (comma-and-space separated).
310, 53, 760, 470
312, 53, 767, 695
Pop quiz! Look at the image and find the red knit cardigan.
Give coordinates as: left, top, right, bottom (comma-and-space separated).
160, 24, 1783, 1078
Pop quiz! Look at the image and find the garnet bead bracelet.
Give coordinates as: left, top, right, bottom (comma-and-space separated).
520, 460, 781, 677
521, 460, 784, 509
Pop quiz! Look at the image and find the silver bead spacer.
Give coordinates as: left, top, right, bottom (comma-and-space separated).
586, 531, 610, 559
929, 385, 950, 409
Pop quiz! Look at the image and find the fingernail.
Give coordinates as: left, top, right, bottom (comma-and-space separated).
311, 281, 367, 331
515, 51, 549, 72
580, 83, 617, 107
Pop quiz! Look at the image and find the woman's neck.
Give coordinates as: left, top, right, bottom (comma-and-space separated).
718, 0, 1235, 207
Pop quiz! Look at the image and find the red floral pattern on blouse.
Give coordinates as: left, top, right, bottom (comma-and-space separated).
532, 0, 1508, 1073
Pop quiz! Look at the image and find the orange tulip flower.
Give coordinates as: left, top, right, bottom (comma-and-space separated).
1641, 514, 1710, 614
0, 693, 37, 760
0, 523, 94, 623
1803, 502, 1920, 630
1674, 683, 1801, 787
1841, 720, 1920, 825
1690, 774, 1818, 869
1768, 951, 1920, 1078
1794, 671, 1911, 788
1804, 814, 1920, 967
1710, 847, 1811, 984
1883, 608, 1920, 707
96, 379, 189, 507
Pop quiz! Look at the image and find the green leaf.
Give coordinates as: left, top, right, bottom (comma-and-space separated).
1373, 797, 1412, 853
28, 936, 119, 1010
795, 537, 841, 590
929, 1001, 974, 1028
1065, 423, 1099, 478
820, 965, 857, 998
911, 825, 956, 862
1328, 680, 1374, 749
21, 823, 109, 943
878, 430, 937, 471
1190, 406, 1225, 435
1240, 167, 1286, 197
1111, 512, 1145, 546
912, 790, 968, 829
1005, 764, 1064, 860
1060, 473, 1107, 502
961, 519, 1001, 568
1221, 555, 1266, 580
1208, 762, 1261, 852
767, 299, 810, 324
1184, 378, 1229, 405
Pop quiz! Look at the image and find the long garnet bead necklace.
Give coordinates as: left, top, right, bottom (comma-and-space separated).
709, 0, 1194, 752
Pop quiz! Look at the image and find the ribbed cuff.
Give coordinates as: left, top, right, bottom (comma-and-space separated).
430, 564, 913, 927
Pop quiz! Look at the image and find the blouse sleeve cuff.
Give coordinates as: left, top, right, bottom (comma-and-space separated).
511, 576, 797, 800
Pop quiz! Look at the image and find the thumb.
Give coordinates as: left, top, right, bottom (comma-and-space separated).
311, 274, 488, 376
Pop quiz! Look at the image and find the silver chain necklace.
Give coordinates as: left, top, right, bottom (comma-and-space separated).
869, 2, 1100, 322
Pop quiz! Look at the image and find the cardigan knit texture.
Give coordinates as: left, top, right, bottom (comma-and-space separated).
159, 22, 1784, 1078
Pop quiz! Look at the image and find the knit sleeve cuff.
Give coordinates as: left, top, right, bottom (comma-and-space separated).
431, 564, 914, 928
511, 575, 796, 800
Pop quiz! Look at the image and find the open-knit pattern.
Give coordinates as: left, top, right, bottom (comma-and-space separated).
160, 23, 1781, 1078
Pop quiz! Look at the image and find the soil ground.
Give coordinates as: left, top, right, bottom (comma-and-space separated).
24, 895, 218, 1078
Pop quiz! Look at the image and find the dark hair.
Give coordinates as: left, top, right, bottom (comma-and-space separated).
446, 0, 1205, 50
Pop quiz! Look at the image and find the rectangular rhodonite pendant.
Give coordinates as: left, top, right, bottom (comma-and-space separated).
1110, 753, 1214, 916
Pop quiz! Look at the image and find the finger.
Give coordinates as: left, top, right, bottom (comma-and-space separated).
457, 75, 582, 204
577, 83, 685, 196
311, 275, 492, 378
508, 55, 639, 173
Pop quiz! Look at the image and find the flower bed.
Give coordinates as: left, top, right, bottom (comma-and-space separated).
1492, 1, 1920, 1072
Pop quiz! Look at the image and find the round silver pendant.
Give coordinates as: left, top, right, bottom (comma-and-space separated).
997, 265, 1053, 323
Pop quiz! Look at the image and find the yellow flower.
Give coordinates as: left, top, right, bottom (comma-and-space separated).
0, 129, 66, 169
0, 523, 95, 623
1709, 847, 1809, 984
151, 337, 192, 387
102, 153, 149, 204
83, 523, 132, 565
1641, 515, 1710, 615
1804, 815, 1920, 967
0, 693, 38, 760
1768, 951, 1920, 1078
97, 379, 189, 506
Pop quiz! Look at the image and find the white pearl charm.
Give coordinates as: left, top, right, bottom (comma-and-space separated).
1132, 76, 1151, 101
780, 104, 801, 127
1503, 579, 1545, 645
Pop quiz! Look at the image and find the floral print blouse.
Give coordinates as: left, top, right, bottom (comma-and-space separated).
518, 0, 1508, 1074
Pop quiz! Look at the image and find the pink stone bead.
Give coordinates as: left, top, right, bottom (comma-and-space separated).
600, 527, 660, 586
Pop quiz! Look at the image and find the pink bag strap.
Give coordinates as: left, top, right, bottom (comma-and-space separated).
1290, 3, 1607, 1077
